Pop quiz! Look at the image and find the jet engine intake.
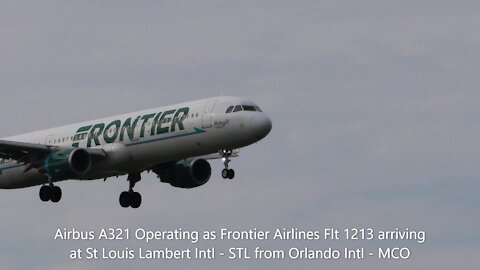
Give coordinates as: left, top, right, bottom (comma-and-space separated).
153, 158, 211, 189
43, 148, 92, 179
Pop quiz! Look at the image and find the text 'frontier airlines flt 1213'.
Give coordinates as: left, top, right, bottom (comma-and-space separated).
0, 97, 272, 208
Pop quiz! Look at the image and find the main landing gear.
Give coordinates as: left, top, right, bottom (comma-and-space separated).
39, 179, 62, 203
221, 149, 235, 180
119, 173, 142, 208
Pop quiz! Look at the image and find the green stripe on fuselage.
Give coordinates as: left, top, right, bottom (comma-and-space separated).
125, 127, 205, 147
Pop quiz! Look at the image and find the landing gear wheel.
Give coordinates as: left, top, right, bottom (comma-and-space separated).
222, 169, 235, 179
222, 169, 229, 179
119, 191, 130, 208
221, 149, 236, 180
227, 169, 235, 179
51, 186, 62, 203
39, 185, 62, 203
130, 192, 142, 209
118, 191, 142, 208
39, 185, 50, 202
119, 173, 142, 208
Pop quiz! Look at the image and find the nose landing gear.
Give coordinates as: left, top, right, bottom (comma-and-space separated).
221, 150, 235, 179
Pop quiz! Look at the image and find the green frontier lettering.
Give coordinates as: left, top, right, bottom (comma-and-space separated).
156, 109, 176, 134
151, 112, 163, 135
171, 107, 189, 132
103, 120, 121, 144
72, 125, 92, 147
84, 107, 190, 147
140, 113, 156, 138
120, 116, 141, 142
87, 123, 105, 147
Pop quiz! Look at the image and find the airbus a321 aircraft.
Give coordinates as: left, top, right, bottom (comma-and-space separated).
0, 96, 272, 208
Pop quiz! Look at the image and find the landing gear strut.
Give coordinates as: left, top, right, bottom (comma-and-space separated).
221, 149, 235, 179
119, 173, 142, 208
39, 178, 62, 203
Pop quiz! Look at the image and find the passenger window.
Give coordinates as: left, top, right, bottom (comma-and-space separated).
233, 105, 243, 112
242, 105, 256, 111
226, 106, 234, 113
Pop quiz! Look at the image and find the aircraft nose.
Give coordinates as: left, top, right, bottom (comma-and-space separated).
250, 113, 272, 139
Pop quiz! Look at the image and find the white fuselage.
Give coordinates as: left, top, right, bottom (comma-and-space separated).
0, 96, 272, 188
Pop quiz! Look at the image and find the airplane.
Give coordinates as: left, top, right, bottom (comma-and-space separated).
0, 96, 272, 208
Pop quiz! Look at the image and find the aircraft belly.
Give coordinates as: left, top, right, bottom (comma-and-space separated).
124, 129, 234, 166
127, 135, 207, 166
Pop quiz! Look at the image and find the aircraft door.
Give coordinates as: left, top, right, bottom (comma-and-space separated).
202, 99, 217, 128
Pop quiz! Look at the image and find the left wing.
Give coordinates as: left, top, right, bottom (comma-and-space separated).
0, 140, 56, 170
0, 139, 107, 173
0, 140, 53, 160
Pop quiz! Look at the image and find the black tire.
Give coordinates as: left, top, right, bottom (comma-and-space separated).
119, 191, 130, 208
39, 185, 50, 202
222, 169, 229, 179
228, 169, 235, 179
50, 186, 62, 203
130, 192, 142, 209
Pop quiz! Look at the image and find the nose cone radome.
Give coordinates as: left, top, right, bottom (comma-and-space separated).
250, 113, 272, 140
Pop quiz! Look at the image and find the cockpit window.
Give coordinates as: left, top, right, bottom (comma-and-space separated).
233, 105, 243, 112
242, 105, 256, 111
228, 104, 263, 113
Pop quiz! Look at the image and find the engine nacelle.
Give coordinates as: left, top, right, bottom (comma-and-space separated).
43, 148, 92, 179
154, 158, 212, 189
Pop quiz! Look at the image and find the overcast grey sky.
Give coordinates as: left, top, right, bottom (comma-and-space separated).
1, 1, 480, 269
